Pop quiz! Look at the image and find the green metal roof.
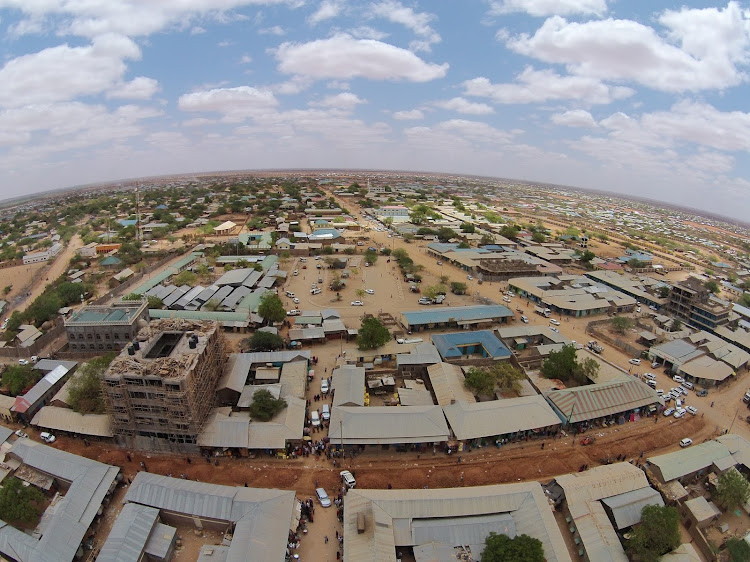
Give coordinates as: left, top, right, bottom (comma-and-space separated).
148, 309, 248, 322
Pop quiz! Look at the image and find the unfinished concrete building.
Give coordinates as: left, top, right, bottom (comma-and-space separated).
102, 318, 227, 452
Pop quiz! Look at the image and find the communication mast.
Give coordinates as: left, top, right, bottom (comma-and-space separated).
135, 186, 141, 242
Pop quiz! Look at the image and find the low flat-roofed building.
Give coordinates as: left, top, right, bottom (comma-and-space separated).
425, 363, 476, 406
545, 379, 660, 426
509, 275, 637, 317
443, 396, 561, 442
31, 406, 113, 438
585, 270, 669, 309
431, 330, 511, 362
0, 439, 119, 562
328, 405, 450, 446
551, 463, 657, 562
684, 496, 721, 529
332, 365, 365, 407
123, 472, 297, 562
65, 300, 149, 353
98, 503, 177, 562
217, 351, 310, 406
647, 440, 735, 484
12, 364, 74, 423
343, 483, 571, 562
401, 305, 513, 332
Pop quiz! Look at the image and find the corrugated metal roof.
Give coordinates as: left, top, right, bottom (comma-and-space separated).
426, 363, 476, 406
600, 487, 664, 530
343, 483, 571, 562
648, 441, 734, 482
684, 496, 721, 523
402, 305, 513, 327
545, 379, 660, 423
197, 411, 250, 448
332, 365, 365, 407
431, 331, 511, 360
716, 434, 750, 469
443, 397, 561, 441
218, 353, 310, 394
30, 406, 113, 437
97, 503, 160, 562
397, 388, 434, 406
0, 426, 12, 444
13, 365, 71, 414
328, 406, 450, 445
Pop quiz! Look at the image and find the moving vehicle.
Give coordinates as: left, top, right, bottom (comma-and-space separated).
40, 432, 56, 443
679, 438, 693, 448
310, 288, 321, 295
293, 270, 298, 276
521, 315, 529, 323
310, 411, 320, 427
629, 358, 641, 365
321, 404, 330, 421
365, 289, 375, 294
503, 296, 511, 302
467, 275, 473, 280
287, 310, 301, 316
587, 341, 603, 354
293, 298, 300, 304
285, 291, 295, 298
315, 487, 332, 507
340, 470, 356, 489
549, 319, 560, 326
321, 379, 329, 394
350, 301, 364, 306
436, 261, 442, 265
534, 306, 551, 318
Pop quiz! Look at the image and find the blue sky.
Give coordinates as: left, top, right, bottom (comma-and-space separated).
0, 1, 749, 220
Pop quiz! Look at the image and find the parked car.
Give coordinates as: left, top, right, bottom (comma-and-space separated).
686, 406, 698, 416
674, 408, 686, 419
697, 389, 709, 397
310, 410, 320, 427
340, 470, 356, 489
503, 296, 511, 302
365, 289, 375, 294
321, 404, 330, 421
672, 375, 684, 383
293, 270, 299, 276
18, 359, 28, 365
651, 361, 659, 368
315, 488, 332, 507
663, 408, 675, 416
629, 358, 641, 365
467, 275, 473, 280
1, 318, 8, 330
679, 438, 693, 448
321, 379, 329, 394
549, 319, 561, 326
40, 432, 56, 443
14, 429, 28, 438
644, 372, 656, 380
520, 315, 529, 323
549, 327, 559, 333
293, 298, 300, 304
287, 310, 301, 316
350, 301, 364, 306
683, 381, 694, 390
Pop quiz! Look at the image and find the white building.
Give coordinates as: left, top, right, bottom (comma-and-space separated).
23, 242, 62, 264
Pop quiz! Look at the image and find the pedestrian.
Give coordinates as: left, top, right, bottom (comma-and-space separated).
711, 401, 714, 407
325, 535, 329, 544
541, 442, 545, 450
127, 453, 132, 462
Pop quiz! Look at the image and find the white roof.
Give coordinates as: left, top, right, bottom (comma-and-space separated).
213, 220, 237, 231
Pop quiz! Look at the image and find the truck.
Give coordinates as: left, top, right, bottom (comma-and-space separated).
534, 306, 551, 318
587, 340, 603, 354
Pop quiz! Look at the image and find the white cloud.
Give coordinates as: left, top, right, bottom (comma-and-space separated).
308, 0, 345, 25
7, 17, 45, 38
178, 86, 278, 122
310, 92, 365, 110
507, 8, 750, 92
275, 34, 448, 82
463, 68, 633, 105
326, 80, 350, 90
190, 26, 207, 34
218, 40, 233, 47
488, 0, 607, 17
392, 109, 424, 120
348, 26, 389, 40
432, 97, 494, 115
551, 109, 597, 127
259, 25, 285, 35
0, 34, 141, 108
182, 117, 217, 127
1, 0, 290, 39
240, 54, 253, 64
106, 76, 160, 100
369, 0, 440, 52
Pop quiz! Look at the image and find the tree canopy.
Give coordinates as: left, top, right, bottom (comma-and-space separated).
481, 533, 544, 562
465, 363, 526, 397
248, 388, 287, 421
68, 353, 116, 414
258, 293, 287, 324
705, 280, 720, 294
437, 227, 457, 242
356, 317, 391, 350
450, 281, 467, 295
1, 365, 41, 396
611, 316, 633, 334
715, 469, 750, 511
243, 331, 284, 352
540, 344, 599, 385
0, 477, 45, 527
464, 368, 497, 397
627, 504, 680, 562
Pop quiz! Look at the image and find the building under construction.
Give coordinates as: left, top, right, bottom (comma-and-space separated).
102, 318, 227, 452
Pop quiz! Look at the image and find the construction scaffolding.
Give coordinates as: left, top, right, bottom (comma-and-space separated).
102, 318, 227, 451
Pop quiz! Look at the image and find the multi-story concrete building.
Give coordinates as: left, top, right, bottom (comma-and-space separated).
102, 319, 227, 451
668, 277, 730, 332
65, 300, 150, 352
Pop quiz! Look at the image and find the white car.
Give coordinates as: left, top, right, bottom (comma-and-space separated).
467, 275, 473, 280
663, 408, 675, 417
686, 406, 698, 416
321, 379, 329, 394
321, 404, 330, 421
673, 408, 686, 419
655, 389, 664, 395
293, 270, 299, 276
672, 375, 684, 383
287, 310, 301, 316
340, 470, 356, 489
365, 289, 375, 294
629, 358, 641, 365
293, 298, 300, 304
680, 438, 693, 448
1, 318, 8, 330
14, 429, 28, 438
683, 381, 694, 390
503, 296, 511, 302
18, 359, 29, 365
350, 301, 364, 306
316, 488, 332, 508
549, 319, 561, 326
549, 326, 559, 333
310, 411, 320, 427
40, 432, 56, 443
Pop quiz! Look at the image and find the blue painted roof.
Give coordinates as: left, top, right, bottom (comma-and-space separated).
427, 242, 491, 254
119, 219, 138, 227
432, 330, 511, 359
403, 305, 513, 326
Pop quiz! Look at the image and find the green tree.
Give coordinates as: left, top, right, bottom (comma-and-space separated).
531, 231, 546, 243
423, 284, 447, 300
500, 225, 520, 240
356, 317, 391, 350
173, 270, 197, 285
627, 504, 680, 562
705, 280, 720, 294
480, 234, 495, 246
457, 241, 470, 249
248, 388, 287, 421
146, 296, 164, 309
541, 344, 598, 385
355, 289, 366, 300
450, 281, 467, 295
671, 318, 682, 332
597, 233, 609, 242
611, 316, 633, 334
715, 469, 750, 511
364, 249, 378, 264
3, 285, 11, 295
0, 477, 45, 527
437, 227, 457, 242
464, 367, 497, 397
243, 331, 285, 352
658, 286, 671, 298
258, 293, 286, 324
68, 353, 116, 414
460, 223, 475, 233
579, 250, 595, 265
725, 537, 750, 562
492, 362, 526, 393
2, 365, 40, 396
481, 533, 544, 562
